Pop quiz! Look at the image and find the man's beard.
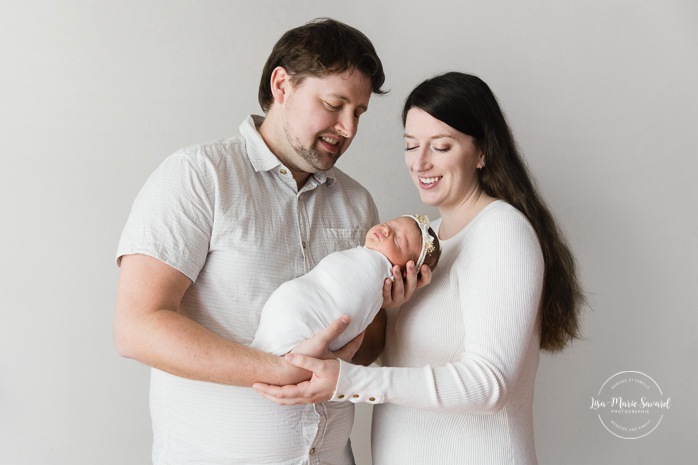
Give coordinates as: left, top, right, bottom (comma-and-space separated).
285, 126, 340, 172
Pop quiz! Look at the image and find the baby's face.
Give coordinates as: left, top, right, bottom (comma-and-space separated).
364, 217, 421, 267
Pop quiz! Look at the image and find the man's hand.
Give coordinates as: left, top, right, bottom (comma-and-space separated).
254, 353, 339, 405
291, 315, 365, 362
381, 261, 432, 309
254, 316, 363, 404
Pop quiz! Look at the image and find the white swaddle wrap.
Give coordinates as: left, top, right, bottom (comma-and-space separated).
251, 246, 393, 355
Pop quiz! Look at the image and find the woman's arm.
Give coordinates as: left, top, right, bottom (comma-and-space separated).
353, 257, 433, 365
255, 209, 544, 413
252, 260, 431, 401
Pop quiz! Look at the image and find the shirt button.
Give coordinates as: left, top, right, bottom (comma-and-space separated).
369, 397, 376, 402
309, 448, 316, 455
302, 241, 307, 249
352, 394, 360, 399
337, 394, 345, 399
280, 168, 287, 175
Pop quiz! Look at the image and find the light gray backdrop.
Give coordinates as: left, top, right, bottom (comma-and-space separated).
1, 1, 696, 464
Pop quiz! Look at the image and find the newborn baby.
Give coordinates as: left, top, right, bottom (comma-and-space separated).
251, 215, 442, 355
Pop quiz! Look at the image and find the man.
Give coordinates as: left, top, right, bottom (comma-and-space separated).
114, 18, 428, 464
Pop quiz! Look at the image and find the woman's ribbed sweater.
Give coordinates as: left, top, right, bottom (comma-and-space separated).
332, 201, 544, 464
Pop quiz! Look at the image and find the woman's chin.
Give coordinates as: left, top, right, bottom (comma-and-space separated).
418, 193, 442, 207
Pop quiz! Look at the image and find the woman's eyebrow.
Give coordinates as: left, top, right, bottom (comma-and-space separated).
403, 132, 453, 140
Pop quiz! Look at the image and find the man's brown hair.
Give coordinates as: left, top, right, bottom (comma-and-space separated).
258, 18, 387, 112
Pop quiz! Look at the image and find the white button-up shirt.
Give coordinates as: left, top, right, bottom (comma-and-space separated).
117, 115, 379, 464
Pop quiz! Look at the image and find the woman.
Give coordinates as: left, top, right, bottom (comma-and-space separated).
254, 72, 584, 464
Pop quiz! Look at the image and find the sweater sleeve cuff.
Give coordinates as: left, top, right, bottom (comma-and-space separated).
330, 359, 384, 404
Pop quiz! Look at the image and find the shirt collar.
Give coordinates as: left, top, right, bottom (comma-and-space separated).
240, 115, 337, 187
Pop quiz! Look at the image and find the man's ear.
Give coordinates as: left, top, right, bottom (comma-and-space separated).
269, 66, 291, 105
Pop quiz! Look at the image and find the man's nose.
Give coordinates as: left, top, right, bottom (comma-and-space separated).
335, 112, 357, 139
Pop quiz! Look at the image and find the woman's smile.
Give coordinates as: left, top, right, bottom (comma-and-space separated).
418, 176, 442, 189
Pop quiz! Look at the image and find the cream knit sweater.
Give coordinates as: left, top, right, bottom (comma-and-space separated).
331, 201, 544, 464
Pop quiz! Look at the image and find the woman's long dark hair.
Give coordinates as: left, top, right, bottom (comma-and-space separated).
403, 72, 583, 351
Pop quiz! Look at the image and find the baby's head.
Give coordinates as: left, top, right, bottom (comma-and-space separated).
364, 214, 441, 273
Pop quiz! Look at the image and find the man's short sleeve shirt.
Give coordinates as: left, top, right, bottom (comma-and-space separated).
116, 115, 379, 464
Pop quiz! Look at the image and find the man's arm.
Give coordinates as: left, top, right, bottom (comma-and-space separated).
114, 254, 350, 387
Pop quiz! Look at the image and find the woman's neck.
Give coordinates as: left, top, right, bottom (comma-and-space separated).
437, 188, 496, 240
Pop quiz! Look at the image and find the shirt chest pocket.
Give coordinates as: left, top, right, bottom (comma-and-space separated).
321, 228, 367, 254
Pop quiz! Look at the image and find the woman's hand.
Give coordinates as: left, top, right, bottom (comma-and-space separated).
253, 353, 339, 405
382, 261, 432, 309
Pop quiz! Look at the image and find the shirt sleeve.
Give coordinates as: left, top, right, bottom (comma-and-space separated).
330, 209, 544, 413
116, 151, 214, 282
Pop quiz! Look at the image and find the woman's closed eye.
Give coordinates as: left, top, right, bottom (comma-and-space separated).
405, 144, 450, 153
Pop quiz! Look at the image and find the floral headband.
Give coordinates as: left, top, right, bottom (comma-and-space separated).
402, 214, 436, 268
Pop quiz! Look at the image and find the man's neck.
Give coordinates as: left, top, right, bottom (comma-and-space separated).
257, 115, 311, 189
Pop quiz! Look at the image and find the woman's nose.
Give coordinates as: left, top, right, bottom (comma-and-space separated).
408, 147, 430, 171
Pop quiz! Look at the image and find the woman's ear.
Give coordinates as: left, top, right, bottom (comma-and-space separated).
477, 151, 486, 170
269, 66, 291, 105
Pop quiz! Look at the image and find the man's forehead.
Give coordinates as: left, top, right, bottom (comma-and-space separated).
304, 71, 372, 102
